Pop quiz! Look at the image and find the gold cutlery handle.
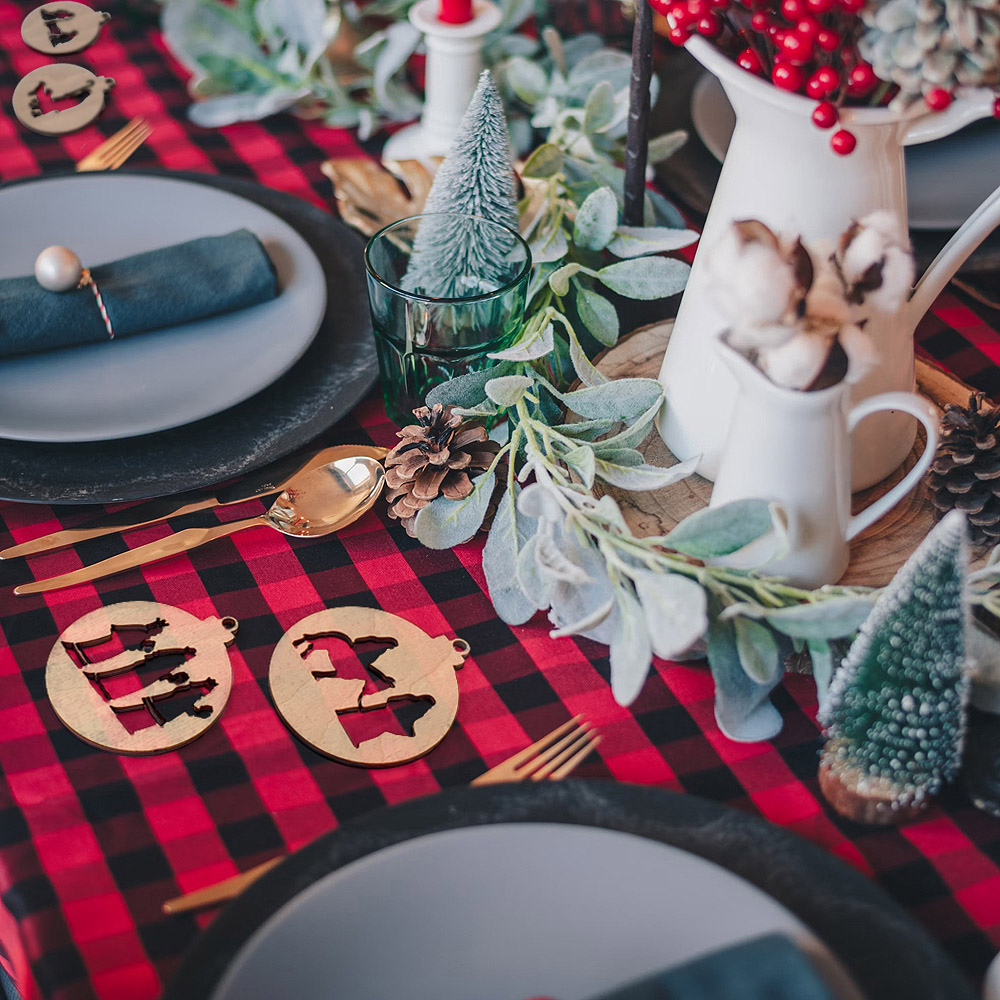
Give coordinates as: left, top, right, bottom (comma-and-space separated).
161, 857, 284, 915
14, 517, 268, 595
1, 496, 218, 560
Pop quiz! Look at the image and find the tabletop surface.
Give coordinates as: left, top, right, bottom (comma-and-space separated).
1, 3, 999, 999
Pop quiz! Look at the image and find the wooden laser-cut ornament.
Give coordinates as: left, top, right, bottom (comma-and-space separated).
12, 63, 114, 135
46, 602, 238, 755
22, 3, 111, 55
269, 607, 468, 767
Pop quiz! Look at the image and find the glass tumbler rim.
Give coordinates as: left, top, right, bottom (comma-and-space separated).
363, 212, 533, 305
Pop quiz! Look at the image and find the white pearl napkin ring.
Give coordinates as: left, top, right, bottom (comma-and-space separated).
34, 246, 114, 340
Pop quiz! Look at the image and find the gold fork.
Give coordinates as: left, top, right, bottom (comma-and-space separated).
160, 716, 601, 916
76, 117, 151, 172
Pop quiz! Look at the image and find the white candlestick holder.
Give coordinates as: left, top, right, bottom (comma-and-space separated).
381, 0, 502, 162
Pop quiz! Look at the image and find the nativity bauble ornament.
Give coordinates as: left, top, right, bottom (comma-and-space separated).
269, 607, 468, 767
21, 3, 111, 55
12, 63, 114, 135
46, 602, 238, 755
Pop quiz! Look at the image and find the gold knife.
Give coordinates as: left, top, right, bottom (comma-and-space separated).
1, 444, 388, 561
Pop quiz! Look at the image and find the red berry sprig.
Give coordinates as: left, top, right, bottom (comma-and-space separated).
646, 0, 960, 155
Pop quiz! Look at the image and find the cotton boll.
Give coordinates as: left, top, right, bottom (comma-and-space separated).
839, 323, 879, 384
707, 226, 797, 327
836, 211, 914, 312
863, 245, 915, 313
758, 332, 832, 389
725, 322, 797, 352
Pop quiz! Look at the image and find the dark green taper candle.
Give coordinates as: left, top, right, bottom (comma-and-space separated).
624, 0, 653, 227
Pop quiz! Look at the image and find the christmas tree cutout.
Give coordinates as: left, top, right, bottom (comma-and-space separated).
819, 510, 971, 825
403, 70, 519, 299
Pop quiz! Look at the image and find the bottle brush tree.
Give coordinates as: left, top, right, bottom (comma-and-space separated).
818, 509, 971, 825
403, 70, 519, 299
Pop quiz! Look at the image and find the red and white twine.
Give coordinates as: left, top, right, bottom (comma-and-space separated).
78, 268, 114, 340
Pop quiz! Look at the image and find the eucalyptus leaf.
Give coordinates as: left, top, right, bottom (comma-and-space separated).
563, 446, 596, 488
549, 263, 583, 296
483, 485, 539, 625
807, 638, 835, 714
517, 533, 549, 610
590, 446, 645, 467
647, 130, 688, 163
707, 616, 783, 743
504, 56, 549, 104
521, 142, 564, 179
567, 50, 632, 101
583, 80, 616, 134
594, 456, 698, 491
724, 597, 874, 639
188, 88, 309, 127
370, 20, 422, 119
425, 361, 516, 408
609, 588, 654, 706
565, 324, 609, 387
662, 500, 776, 559
529, 228, 570, 265
574, 287, 619, 346
733, 619, 781, 684
645, 187, 688, 230
606, 226, 699, 259
549, 596, 615, 639
589, 398, 660, 450
486, 375, 534, 407
573, 186, 618, 251
552, 417, 616, 440
632, 570, 708, 659
551, 378, 662, 421
489, 322, 555, 362
596, 257, 691, 300
548, 534, 619, 645
414, 470, 496, 549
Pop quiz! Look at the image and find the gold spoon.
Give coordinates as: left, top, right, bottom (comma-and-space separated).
14, 456, 385, 596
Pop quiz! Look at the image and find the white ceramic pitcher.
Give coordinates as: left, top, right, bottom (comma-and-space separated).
711, 344, 939, 588
658, 36, 1000, 491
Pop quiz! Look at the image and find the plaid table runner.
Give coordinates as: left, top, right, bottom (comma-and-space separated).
1, 3, 999, 998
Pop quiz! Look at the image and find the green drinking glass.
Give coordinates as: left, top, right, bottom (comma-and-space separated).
364, 213, 532, 426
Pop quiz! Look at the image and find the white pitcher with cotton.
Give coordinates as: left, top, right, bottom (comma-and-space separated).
658, 36, 1000, 490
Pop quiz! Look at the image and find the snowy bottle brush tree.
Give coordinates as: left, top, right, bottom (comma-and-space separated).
818, 510, 971, 825
404, 70, 520, 299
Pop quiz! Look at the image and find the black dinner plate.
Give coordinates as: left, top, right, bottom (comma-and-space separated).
164, 780, 975, 1000
0, 169, 378, 504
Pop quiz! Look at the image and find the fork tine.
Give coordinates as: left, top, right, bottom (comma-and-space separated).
76, 117, 151, 171
101, 122, 152, 169
539, 733, 602, 781
513, 721, 592, 779
497, 715, 584, 771
522, 725, 594, 780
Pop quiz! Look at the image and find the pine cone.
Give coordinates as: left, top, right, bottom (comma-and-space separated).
860, 0, 1000, 109
384, 404, 500, 537
927, 391, 1000, 544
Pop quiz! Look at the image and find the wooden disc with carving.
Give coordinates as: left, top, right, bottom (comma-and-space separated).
268, 607, 469, 767
46, 602, 238, 755
598, 321, 983, 587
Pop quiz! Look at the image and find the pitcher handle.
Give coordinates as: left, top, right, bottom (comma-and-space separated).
904, 88, 997, 146
846, 392, 939, 541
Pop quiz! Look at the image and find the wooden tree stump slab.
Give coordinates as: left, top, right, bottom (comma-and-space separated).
597, 321, 980, 588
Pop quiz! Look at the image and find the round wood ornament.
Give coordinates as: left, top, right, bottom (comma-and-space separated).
46, 602, 238, 755
269, 607, 469, 767
12, 63, 114, 136
21, 3, 111, 55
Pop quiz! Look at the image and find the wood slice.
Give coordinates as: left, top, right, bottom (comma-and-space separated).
596, 322, 979, 588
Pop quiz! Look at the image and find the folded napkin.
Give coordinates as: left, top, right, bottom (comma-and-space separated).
0, 229, 277, 358
584, 934, 838, 1000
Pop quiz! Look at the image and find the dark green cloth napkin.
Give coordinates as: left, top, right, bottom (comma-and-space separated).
0, 229, 277, 358
584, 934, 839, 1000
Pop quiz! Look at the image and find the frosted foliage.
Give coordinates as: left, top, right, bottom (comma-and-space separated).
404, 71, 520, 299
820, 511, 970, 806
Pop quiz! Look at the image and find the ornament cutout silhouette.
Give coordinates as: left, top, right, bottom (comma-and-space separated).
12, 63, 114, 135
46, 602, 238, 755
21, 3, 111, 55
269, 607, 468, 767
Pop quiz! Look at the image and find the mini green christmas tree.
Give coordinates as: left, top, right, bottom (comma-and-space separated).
403, 70, 519, 299
818, 510, 971, 826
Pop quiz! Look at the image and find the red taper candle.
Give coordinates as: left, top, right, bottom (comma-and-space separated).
437, 0, 474, 23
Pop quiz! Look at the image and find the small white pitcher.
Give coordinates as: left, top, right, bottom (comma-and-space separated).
710, 344, 939, 588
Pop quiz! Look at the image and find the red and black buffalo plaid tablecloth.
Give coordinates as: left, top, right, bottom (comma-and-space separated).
1, 3, 999, 998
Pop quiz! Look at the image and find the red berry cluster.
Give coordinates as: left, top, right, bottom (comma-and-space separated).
648, 0, 927, 155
